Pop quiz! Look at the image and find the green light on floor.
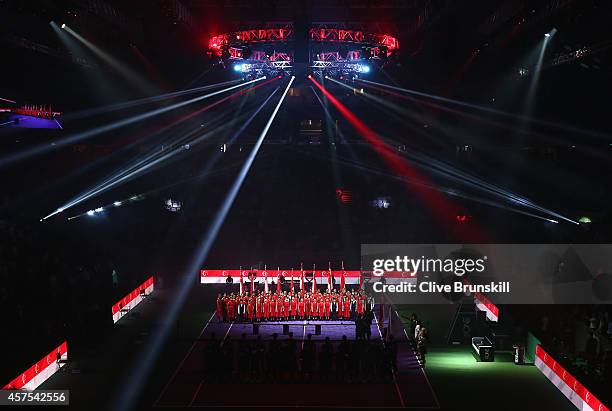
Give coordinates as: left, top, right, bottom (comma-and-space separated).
428, 350, 482, 370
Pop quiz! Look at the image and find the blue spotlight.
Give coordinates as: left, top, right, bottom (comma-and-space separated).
234, 63, 248, 72
113, 201, 122, 206
94, 207, 103, 213
86, 210, 95, 216
359, 65, 370, 73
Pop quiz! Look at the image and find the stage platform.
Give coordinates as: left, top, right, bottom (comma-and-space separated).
154, 306, 440, 409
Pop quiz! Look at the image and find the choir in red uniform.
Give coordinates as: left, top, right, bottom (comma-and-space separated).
216, 288, 373, 323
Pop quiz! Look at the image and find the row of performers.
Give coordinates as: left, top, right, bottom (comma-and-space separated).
216, 289, 374, 322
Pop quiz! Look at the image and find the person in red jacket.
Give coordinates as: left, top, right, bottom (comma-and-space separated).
227, 297, 236, 322
298, 298, 305, 319
324, 295, 331, 319
247, 298, 255, 322
270, 295, 277, 319
290, 297, 297, 319
343, 296, 351, 320
283, 296, 290, 320
278, 295, 285, 319
304, 295, 311, 319
338, 295, 344, 320
263, 297, 270, 321
256, 295, 263, 321
311, 297, 319, 319
357, 295, 365, 318
318, 297, 326, 320
216, 294, 224, 322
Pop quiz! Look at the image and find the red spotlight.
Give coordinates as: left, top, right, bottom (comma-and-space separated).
307, 74, 312, 79
336, 189, 353, 204
309, 76, 487, 241
456, 214, 472, 223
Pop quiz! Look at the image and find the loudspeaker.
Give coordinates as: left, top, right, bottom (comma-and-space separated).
253, 323, 259, 335
315, 324, 321, 335
283, 324, 290, 335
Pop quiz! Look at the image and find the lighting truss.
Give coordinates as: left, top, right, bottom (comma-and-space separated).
212, 23, 398, 77
209, 26, 398, 54
235, 61, 292, 77
311, 61, 370, 77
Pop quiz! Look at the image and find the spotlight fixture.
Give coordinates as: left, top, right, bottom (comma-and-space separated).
86, 210, 95, 216
544, 33, 550, 38
113, 201, 122, 207
165, 199, 182, 212
372, 197, 391, 209
61, 23, 66, 29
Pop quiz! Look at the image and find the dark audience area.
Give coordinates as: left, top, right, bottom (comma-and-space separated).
526, 305, 612, 404
200, 332, 399, 384
0, 215, 145, 383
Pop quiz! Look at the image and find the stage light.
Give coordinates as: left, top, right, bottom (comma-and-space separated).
86, 210, 95, 216
65, 79, 242, 121
61, 23, 66, 29
233, 64, 242, 72
39, 77, 277, 222
544, 33, 550, 37
0, 97, 17, 104
359, 65, 370, 73
165, 199, 182, 212
16, 77, 266, 174
372, 196, 391, 209
336, 189, 353, 204
456, 214, 472, 223
110, 77, 294, 411
113, 201, 122, 207
63, 26, 156, 94
94, 207, 103, 213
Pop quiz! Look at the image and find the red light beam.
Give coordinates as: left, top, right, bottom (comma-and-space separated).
309, 76, 487, 241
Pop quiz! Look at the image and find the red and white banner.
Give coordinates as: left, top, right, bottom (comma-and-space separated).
111, 276, 154, 323
474, 290, 499, 322
3, 341, 68, 391
535, 345, 609, 411
200, 269, 416, 285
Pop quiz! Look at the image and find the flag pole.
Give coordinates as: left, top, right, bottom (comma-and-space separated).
328, 261, 332, 292
239, 266, 243, 295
